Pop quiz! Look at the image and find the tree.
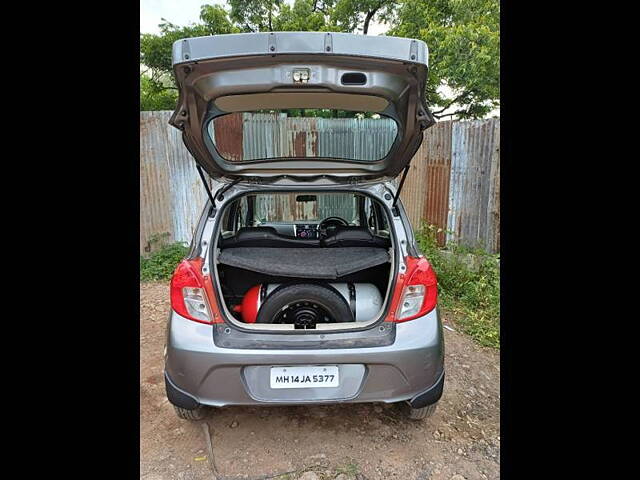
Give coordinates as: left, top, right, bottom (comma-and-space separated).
331, 0, 397, 35
139, 5, 239, 111
273, 0, 335, 32
140, 75, 178, 111
139, 22, 207, 111
200, 4, 242, 34
228, 0, 284, 32
390, 0, 499, 118
252, 0, 396, 34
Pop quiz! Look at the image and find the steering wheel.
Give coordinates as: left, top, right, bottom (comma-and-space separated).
320, 216, 349, 235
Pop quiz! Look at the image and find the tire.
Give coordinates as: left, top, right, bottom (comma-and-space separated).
173, 405, 207, 421
256, 283, 353, 326
408, 402, 437, 420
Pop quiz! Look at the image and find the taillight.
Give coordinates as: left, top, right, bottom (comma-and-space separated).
387, 257, 438, 322
170, 258, 217, 324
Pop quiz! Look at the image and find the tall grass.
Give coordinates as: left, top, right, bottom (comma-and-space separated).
415, 223, 500, 348
140, 234, 189, 281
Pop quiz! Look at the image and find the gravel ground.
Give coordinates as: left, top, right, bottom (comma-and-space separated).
141, 282, 500, 480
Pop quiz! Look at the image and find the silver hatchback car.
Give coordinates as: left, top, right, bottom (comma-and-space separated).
163, 32, 444, 421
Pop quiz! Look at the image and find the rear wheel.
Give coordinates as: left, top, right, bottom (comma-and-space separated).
173, 405, 207, 421
407, 402, 437, 420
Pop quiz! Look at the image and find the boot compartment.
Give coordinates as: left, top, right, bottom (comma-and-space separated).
210, 191, 396, 331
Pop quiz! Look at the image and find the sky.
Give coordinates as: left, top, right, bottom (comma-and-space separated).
140, 0, 388, 35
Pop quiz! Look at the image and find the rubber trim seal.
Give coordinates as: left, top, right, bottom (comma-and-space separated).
209, 187, 400, 336
213, 321, 396, 349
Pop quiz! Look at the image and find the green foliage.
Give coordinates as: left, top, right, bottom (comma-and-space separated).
335, 459, 361, 475
228, 0, 396, 34
390, 0, 500, 118
141, 24, 207, 75
416, 223, 500, 348
229, 0, 283, 32
139, 21, 203, 111
140, 75, 178, 111
200, 4, 243, 34
331, 0, 398, 34
140, 5, 239, 110
140, 235, 189, 281
273, 0, 335, 32
140, 5, 238, 73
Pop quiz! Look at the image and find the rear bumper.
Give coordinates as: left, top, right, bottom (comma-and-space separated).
164, 308, 445, 407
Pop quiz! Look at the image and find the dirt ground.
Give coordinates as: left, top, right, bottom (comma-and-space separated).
141, 282, 500, 480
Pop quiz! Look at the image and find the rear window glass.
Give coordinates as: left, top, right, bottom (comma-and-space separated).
207, 110, 398, 162
227, 193, 361, 227
221, 192, 390, 239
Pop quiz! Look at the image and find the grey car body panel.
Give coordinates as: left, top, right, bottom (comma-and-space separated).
172, 32, 429, 66
169, 32, 435, 180
165, 307, 444, 406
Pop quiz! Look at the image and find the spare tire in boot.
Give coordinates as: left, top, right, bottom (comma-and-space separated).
256, 283, 354, 327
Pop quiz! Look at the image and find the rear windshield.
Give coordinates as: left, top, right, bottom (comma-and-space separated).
220, 192, 389, 232
207, 110, 398, 162
255, 193, 359, 224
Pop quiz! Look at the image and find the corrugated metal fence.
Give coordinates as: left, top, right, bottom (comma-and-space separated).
140, 112, 211, 254
140, 111, 500, 254
212, 112, 397, 161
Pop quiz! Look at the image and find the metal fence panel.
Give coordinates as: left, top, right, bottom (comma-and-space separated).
317, 193, 358, 222
447, 119, 499, 252
485, 120, 500, 252
165, 116, 210, 245
140, 111, 500, 255
140, 112, 174, 254
254, 192, 357, 223
140, 111, 209, 254
316, 117, 397, 161
400, 120, 453, 245
239, 114, 397, 161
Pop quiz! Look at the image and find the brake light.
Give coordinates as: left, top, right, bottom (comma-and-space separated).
387, 257, 438, 322
170, 258, 220, 324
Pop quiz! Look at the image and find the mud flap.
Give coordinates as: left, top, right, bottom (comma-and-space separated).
164, 372, 200, 410
408, 370, 445, 409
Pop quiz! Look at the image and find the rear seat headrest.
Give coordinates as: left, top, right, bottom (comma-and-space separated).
220, 226, 320, 248
238, 226, 278, 236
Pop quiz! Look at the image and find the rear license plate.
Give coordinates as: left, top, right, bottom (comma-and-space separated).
270, 365, 339, 389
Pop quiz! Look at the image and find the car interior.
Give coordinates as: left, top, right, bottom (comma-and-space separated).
212, 192, 396, 329
218, 193, 391, 247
